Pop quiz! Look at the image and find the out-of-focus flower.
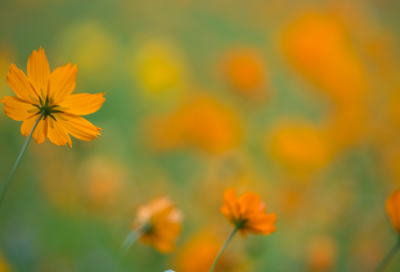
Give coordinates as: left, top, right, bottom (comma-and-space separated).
268, 120, 333, 174
175, 232, 242, 272
0, 250, 11, 272
145, 95, 242, 153
221, 187, 277, 236
282, 12, 368, 104
56, 21, 119, 83
307, 236, 337, 272
132, 196, 182, 253
134, 40, 187, 96
222, 48, 267, 100
1, 47, 105, 147
79, 156, 127, 211
386, 188, 400, 234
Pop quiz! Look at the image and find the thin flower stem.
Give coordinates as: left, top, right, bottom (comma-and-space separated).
0, 111, 45, 209
375, 238, 400, 272
114, 228, 143, 272
209, 226, 239, 272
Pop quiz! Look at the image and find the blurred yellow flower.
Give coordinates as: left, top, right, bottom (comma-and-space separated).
222, 48, 267, 100
175, 232, 242, 272
133, 196, 182, 253
0, 250, 11, 272
268, 120, 333, 174
1, 47, 105, 147
386, 188, 400, 234
221, 187, 277, 236
134, 40, 187, 95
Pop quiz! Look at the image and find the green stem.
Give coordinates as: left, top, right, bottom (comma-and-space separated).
209, 226, 239, 272
114, 228, 142, 272
375, 238, 400, 272
0, 111, 44, 209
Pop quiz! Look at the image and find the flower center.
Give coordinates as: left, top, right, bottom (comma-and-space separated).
33, 96, 63, 121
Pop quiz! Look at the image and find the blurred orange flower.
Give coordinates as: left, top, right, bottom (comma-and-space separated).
268, 120, 333, 174
307, 236, 337, 272
223, 48, 267, 100
133, 196, 182, 253
386, 188, 400, 234
175, 232, 242, 272
1, 47, 105, 147
221, 187, 277, 236
282, 12, 368, 103
146, 95, 242, 153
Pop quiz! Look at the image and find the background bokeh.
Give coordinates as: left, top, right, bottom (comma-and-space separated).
1, 0, 400, 271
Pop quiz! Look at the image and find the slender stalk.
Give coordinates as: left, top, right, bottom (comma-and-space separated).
114, 228, 142, 272
375, 238, 400, 272
0, 111, 44, 208
209, 226, 239, 272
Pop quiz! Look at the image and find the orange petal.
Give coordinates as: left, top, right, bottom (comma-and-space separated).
7, 64, 39, 101
21, 115, 39, 136
238, 191, 262, 218
60, 92, 106, 116
246, 212, 277, 235
27, 47, 50, 98
386, 189, 400, 233
49, 63, 78, 104
47, 118, 72, 147
221, 187, 240, 221
32, 117, 48, 144
55, 113, 101, 142
1, 96, 38, 121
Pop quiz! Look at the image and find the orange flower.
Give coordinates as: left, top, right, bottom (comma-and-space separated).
133, 196, 182, 253
386, 188, 400, 234
1, 47, 105, 147
221, 187, 277, 236
175, 232, 243, 272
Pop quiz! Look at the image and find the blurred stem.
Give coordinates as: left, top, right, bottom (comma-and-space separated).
375, 238, 400, 272
209, 226, 239, 272
0, 111, 44, 209
115, 228, 142, 272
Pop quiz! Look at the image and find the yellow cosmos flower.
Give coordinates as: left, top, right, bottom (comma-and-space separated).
133, 196, 182, 253
1, 47, 105, 147
221, 187, 277, 236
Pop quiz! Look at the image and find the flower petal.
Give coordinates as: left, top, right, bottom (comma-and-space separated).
27, 47, 50, 98
221, 187, 240, 222
59, 92, 105, 115
47, 117, 72, 147
1, 96, 38, 121
246, 212, 277, 235
21, 115, 39, 136
386, 189, 400, 234
55, 113, 101, 142
7, 64, 39, 101
238, 191, 262, 218
49, 63, 78, 104
32, 117, 48, 144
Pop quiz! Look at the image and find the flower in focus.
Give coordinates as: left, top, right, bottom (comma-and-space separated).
221, 187, 277, 236
386, 188, 400, 234
175, 232, 242, 272
1, 47, 105, 147
132, 196, 182, 253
